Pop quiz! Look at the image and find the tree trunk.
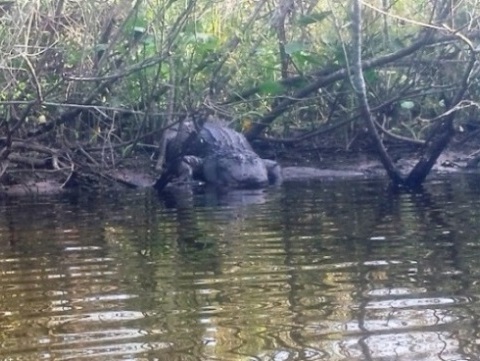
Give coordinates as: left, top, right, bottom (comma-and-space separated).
350, 0, 404, 185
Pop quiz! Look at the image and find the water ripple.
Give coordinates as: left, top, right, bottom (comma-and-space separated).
0, 177, 480, 360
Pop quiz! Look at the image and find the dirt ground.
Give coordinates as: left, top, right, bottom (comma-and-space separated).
1, 138, 479, 198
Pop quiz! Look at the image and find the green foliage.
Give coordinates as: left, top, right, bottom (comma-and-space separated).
0, 0, 479, 149
296, 11, 332, 26
258, 81, 285, 96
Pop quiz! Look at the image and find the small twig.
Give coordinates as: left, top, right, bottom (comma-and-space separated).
374, 119, 425, 146
78, 146, 99, 166
0, 100, 186, 119
362, 1, 445, 30
60, 162, 76, 189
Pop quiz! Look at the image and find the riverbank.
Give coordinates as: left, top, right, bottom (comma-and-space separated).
1, 143, 478, 198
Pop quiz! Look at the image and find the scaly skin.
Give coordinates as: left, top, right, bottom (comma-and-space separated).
167, 119, 281, 189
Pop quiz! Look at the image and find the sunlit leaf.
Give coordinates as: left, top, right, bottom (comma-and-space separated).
291, 52, 320, 66
400, 101, 415, 110
134, 26, 146, 34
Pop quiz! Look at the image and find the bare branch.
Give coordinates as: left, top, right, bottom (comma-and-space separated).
351, 0, 404, 185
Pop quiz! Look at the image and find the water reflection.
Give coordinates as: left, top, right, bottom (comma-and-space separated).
0, 175, 480, 360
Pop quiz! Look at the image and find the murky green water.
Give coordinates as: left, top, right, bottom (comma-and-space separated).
1, 175, 480, 360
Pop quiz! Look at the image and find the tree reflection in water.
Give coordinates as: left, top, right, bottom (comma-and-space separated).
0, 176, 479, 360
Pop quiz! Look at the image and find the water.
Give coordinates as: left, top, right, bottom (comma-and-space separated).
1, 174, 480, 360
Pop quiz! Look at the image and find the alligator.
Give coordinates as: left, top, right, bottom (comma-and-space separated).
162, 118, 282, 189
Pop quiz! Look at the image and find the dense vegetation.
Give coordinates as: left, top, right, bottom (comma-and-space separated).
1, 0, 480, 190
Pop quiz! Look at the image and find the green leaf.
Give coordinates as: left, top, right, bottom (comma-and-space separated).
124, 13, 148, 35
122, 144, 134, 157
401, 101, 415, 110
187, 32, 216, 43
284, 41, 308, 55
364, 69, 378, 83
94, 43, 108, 52
258, 81, 285, 95
133, 26, 146, 34
291, 52, 320, 66
142, 35, 156, 47
391, 37, 405, 50
297, 11, 332, 26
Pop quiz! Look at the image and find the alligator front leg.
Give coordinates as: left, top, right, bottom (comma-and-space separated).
178, 155, 204, 182
154, 155, 203, 191
263, 159, 283, 185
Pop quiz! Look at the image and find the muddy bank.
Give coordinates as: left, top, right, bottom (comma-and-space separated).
1, 166, 366, 197
1, 149, 478, 198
